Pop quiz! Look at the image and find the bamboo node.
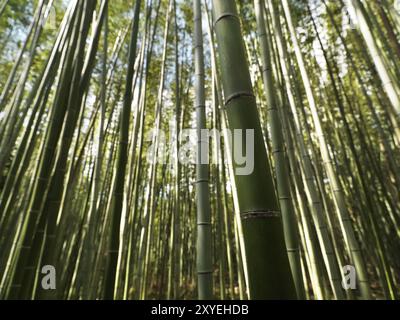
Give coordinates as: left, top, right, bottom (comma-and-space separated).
197, 222, 211, 226
214, 12, 239, 27
197, 270, 213, 275
241, 210, 280, 220
195, 179, 209, 184
225, 91, 255, 106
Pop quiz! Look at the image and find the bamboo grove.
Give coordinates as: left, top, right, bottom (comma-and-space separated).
0, 0, 399, 300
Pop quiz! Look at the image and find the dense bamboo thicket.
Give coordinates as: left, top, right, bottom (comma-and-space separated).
0, 0, 399, 300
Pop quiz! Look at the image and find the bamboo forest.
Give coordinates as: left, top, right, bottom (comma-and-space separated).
0, 0, 399, 301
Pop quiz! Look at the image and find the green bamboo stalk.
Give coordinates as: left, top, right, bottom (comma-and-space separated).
211, 0, 296, 299
194, 0, 213, 300
347, 0, 400, 120
282, 0, 371, 299
0, 0, 9, 18
254, 0, 305, 299
7, 1, 85, 299
104, 0, 142, 300
267, 0, 345, 299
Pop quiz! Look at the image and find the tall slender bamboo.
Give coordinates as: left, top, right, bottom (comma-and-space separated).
282, 0, 371, 299
346, 0, 400, 120
253, 0, 305, 299
194, 0, 213, 300
104, 0, 142, 300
